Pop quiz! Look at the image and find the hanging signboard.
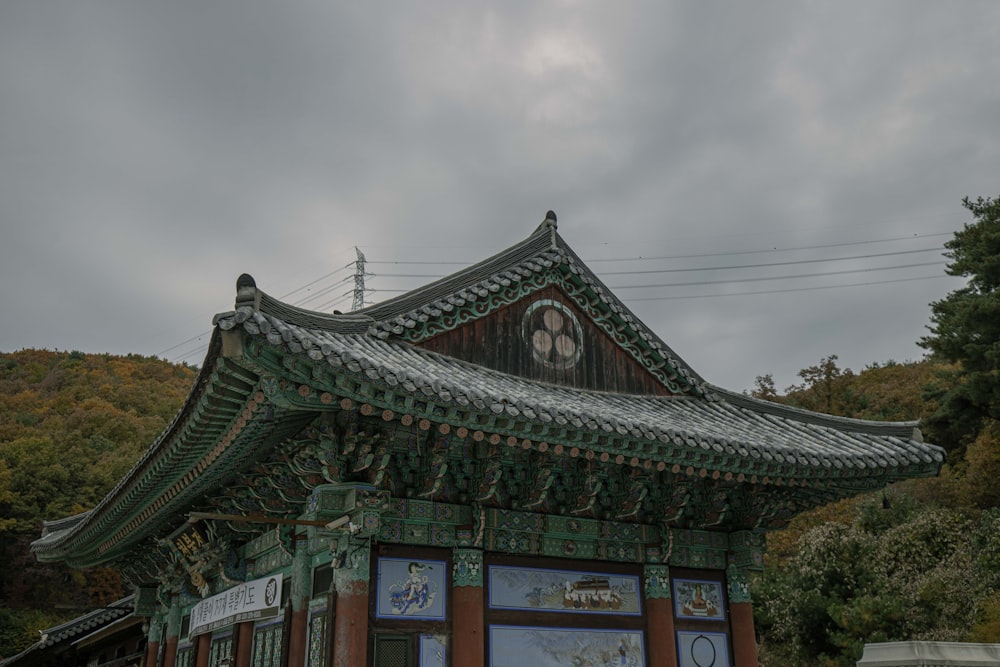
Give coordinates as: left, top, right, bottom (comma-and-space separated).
171, 523, 208, 561
189, 573, 283, 638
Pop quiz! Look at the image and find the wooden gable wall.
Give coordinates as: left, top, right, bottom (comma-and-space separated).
415, 285, 675, 396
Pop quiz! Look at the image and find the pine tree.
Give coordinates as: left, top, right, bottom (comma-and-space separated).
920, 195, 1000, 455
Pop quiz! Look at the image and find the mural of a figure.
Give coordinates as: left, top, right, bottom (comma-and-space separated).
389, 562, 436, 615
377, 558, 446, 621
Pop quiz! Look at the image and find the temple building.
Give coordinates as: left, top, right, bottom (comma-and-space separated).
29, 213, 943, 667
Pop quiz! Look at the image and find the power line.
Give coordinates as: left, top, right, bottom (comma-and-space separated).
625, 273, 950, 301
612, 260, 946, 290
173, 342, 210, 366
156, 331, 212, 358
583, 232, 952, 262
587, 247, 943, 276
366, 259, 470, 266
313, 292, 355, 313
279, 262, 354, 300
293, 275, 355, 308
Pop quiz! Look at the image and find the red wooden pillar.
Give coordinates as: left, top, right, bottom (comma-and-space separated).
144, 639, 160, 667
644, 565, 679, 667
234, 622, 254, 667
332, 541, 370, 667
162, 639, 178, 667
193, 633, 211, 667
452, 549, 485, 667
143, 614, 163, 667
162, 602, 181, 667
730, 602, 759, 667
288, 606, 309, 667
332, 582, 367, 667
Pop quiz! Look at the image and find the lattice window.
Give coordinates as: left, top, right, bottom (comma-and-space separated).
307, 614, 328, 667
252, 622, 284, 667
210, 633, 233, 666
373, 635, 410, 667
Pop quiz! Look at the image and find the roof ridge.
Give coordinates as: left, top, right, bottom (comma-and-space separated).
215, 214, 708, 396
707, 383, 923, 438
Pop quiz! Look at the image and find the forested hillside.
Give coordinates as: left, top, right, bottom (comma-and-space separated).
752, 358, 1000, 666
0, 350, 195, 658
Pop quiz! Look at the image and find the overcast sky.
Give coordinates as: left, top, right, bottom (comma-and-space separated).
2, 2, 998, 395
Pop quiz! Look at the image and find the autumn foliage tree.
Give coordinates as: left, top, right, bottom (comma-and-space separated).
0, 350, 195, 658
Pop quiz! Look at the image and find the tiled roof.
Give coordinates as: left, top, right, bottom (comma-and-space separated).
215, 307, 942, 476
0, 596, 134, 667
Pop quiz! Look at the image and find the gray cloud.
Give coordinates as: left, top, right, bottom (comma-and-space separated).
1, 1, 997, 394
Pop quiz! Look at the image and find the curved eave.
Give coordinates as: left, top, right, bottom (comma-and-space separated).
230, 309, 944, 488
30, 333, 273, 566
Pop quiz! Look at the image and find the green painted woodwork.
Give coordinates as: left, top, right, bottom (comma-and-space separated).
643, 565, 672, 600
377, 498, 475, 549
334, 536, 372, 586
726, 563, 753, 604
292, 539, 311, 611
244, 529, 293, 578
166, 601, 181, 640
147, 613, 164, 644
452, 548, 484, 588
135, 586, 160, 617
669, 528, 729, 570
728, 530, 766, 571
98, 378, 810, 591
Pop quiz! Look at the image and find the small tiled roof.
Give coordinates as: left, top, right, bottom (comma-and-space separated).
0, 596, 134, 667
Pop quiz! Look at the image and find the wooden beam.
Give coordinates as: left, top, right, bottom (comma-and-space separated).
186, 512, 338, 528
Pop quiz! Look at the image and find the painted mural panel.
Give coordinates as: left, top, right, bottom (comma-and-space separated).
419, 634, 447, 667
672, 578, 725, 621
490, 625, 645, 667
375, 558, 447, 620
676, 631, 730, 667
488, 565, 641, 615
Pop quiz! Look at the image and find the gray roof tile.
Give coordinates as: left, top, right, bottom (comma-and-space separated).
214, 300, 944, 479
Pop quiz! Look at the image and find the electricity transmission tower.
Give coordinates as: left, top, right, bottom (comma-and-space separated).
351, 247, 368, 311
